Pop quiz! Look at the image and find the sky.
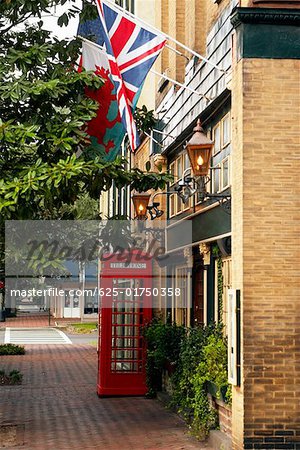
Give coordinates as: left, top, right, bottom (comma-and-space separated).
28, 0, 82, 40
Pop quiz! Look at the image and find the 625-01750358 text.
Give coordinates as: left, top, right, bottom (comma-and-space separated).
98, 288, 182, 297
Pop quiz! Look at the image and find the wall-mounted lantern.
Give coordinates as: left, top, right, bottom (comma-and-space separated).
132, 192, 151, 220
185, 119, 214, 177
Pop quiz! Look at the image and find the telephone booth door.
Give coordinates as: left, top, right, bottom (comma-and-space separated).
97, 252, 152, 396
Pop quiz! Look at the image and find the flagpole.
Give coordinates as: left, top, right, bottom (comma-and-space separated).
78, 36, 211, 101
101, 0, 227, 74
153, 129, 176, 139
165, 44, 189, 62
144, 131, 164, 149
78, 35, 104, 49
150, 69, 211, 101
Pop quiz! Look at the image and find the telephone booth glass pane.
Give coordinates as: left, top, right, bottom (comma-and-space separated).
111, 279, 144, 373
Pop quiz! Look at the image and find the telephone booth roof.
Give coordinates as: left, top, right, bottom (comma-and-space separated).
100, 250, 153, 277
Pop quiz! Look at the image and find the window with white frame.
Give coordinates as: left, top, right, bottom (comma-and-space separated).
115, 0, 134, 13
213, 113, 231, 155
222, 257, 232, 334
227, 288, 239, 385
169, 153, 191, 217
213, 123, 221, 155
222, 114, 230, 147
214, 257, 232, 333
105, 142, 131, 218
171, 266, 191, 327
169, 161, 176, 217
211, 113, 231, 194
222, 157, 230, 190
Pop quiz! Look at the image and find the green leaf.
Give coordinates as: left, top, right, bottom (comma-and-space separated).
57, 12, 69, 27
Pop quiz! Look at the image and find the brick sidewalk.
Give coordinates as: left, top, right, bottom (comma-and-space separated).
0, 314, 76, 329
0, 344, 211, 450
0, 314, 47, 328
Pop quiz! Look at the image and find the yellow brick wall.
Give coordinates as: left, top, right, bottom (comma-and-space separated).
168, 0, 177, 81
175, 0, 186, 82
155, 0, 169, 76
193, 0, 207, 55
231, 57, 245, 450
232, 57, 300, 447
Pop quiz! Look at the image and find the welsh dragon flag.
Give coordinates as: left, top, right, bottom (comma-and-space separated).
79, 40, 124, 162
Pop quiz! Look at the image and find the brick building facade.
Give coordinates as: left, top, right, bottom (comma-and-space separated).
231, 9, 300, 448
135, 1, 300, 449
100, 0, 300, 448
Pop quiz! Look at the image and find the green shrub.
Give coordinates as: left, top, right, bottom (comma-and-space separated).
144, 320, 231, 439
171, 324, 217, 407
9, 369, 23, 384
200, 333, 231, 398
188, 331, 231, 437
143, 318, 185, 397
0, 369, 23, 385
0, 344, 25, 355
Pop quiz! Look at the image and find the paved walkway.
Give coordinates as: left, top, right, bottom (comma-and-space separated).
0, 314, 73, 329
4, 328, 72, 345
0, 344, 211, 450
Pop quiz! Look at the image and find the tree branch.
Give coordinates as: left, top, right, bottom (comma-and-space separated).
0, 12, 33, 35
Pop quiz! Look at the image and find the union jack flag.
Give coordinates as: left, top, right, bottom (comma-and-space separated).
79, 0, 166, 151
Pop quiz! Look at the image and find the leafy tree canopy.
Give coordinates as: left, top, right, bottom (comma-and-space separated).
0, 0, 169, 220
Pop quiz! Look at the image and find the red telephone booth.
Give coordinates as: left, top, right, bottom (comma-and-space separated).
97, 250, 152, 396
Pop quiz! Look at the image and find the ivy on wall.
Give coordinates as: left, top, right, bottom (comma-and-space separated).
144, 321, 231, 439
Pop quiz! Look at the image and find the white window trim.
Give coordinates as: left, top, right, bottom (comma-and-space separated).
171, 266, 191, 327
227, 288, 238, 385
213, 122, 221, 156
222, 113, 231, 149
220, 155, 230, 192
211, 114, 232, 195
169, 193, 176, 218
212, 163, 221, 193
213, 113, 231, 156
169, 154, 192, 217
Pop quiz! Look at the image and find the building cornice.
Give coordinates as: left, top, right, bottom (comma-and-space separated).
231, 7, 300, 28
231, 7, 300, 59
